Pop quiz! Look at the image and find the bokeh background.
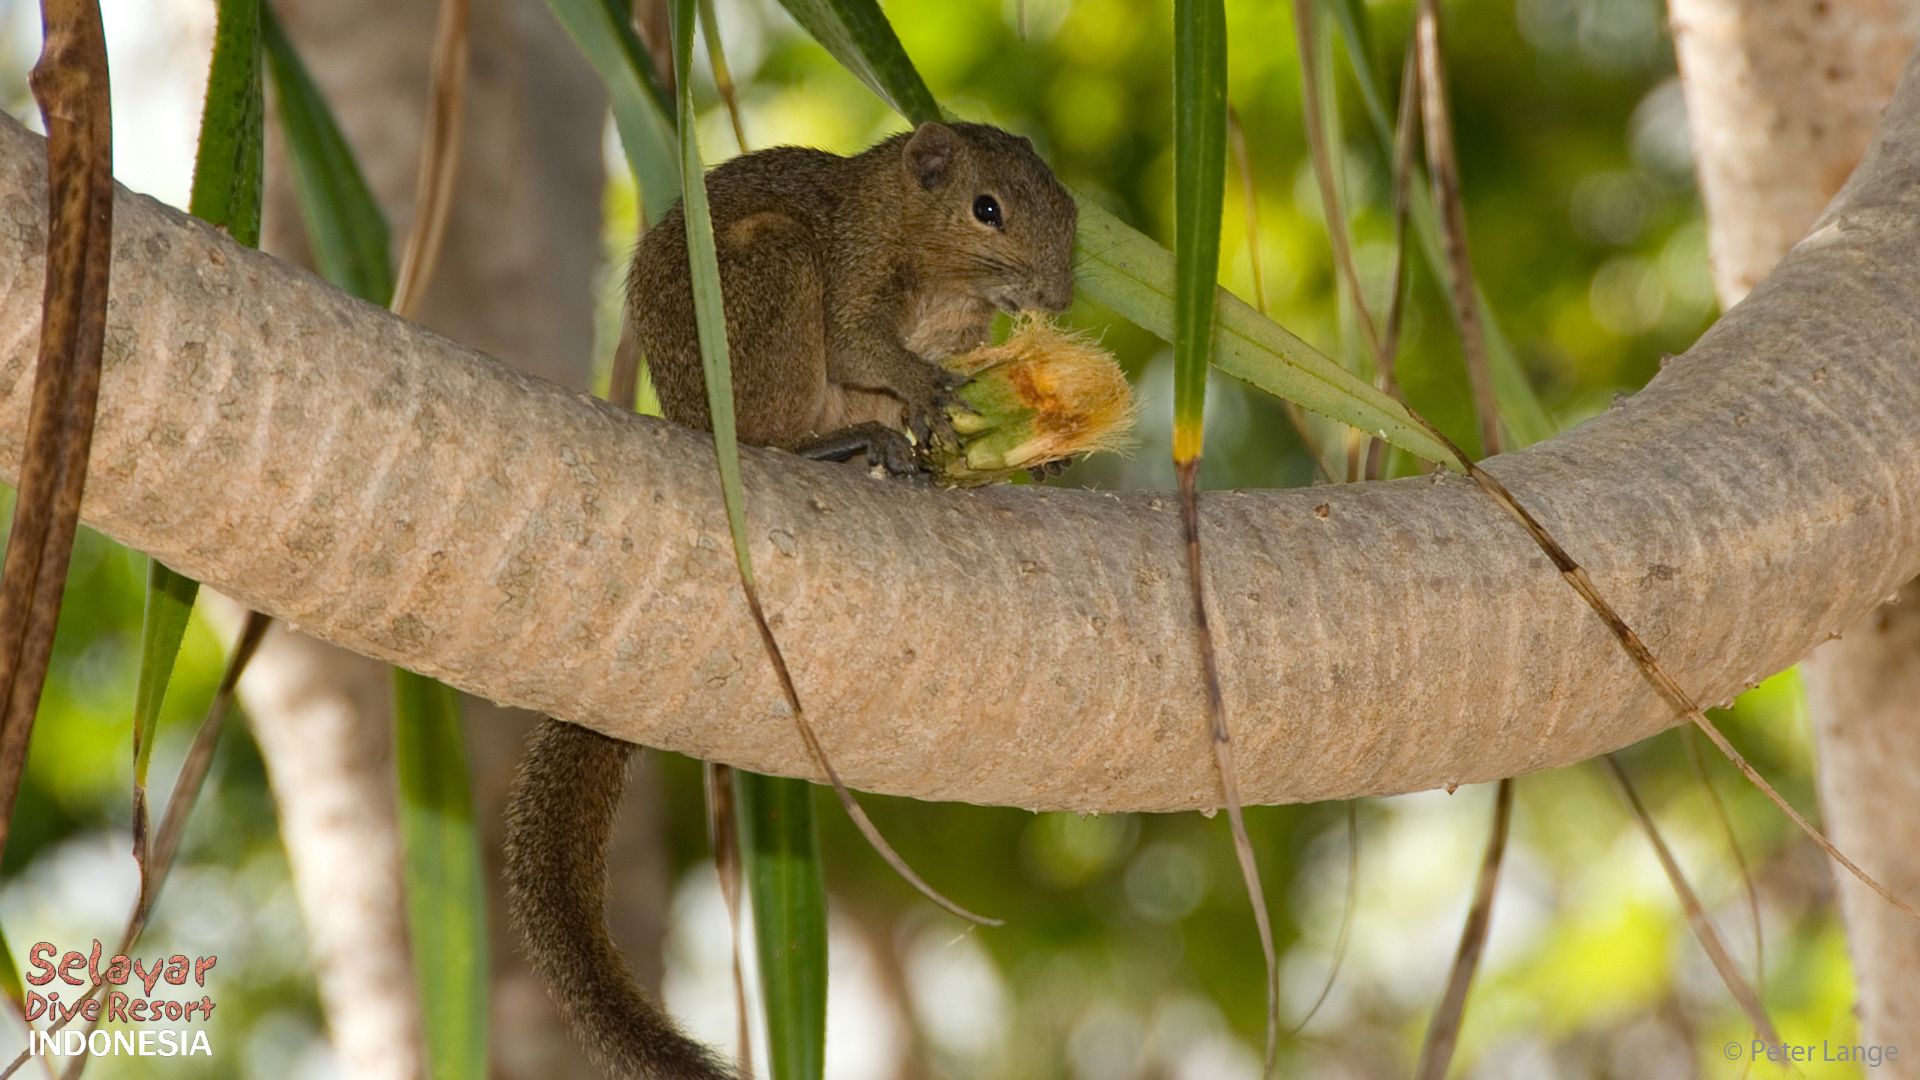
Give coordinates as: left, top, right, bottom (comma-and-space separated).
0, 0, 1860, 1076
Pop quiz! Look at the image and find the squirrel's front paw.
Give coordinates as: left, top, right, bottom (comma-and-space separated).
904, 369, 965, 452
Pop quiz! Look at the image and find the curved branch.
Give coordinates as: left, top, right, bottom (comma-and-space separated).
2, 78, 1919, 812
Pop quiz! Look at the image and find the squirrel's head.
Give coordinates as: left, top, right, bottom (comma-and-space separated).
897, 121, 1077, 315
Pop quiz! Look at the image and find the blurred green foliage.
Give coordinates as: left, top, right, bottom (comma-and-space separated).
0, 0, 1873, 1076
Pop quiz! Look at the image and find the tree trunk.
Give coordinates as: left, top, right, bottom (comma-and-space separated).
246, 1, 630, 1074
1672, 0, 1920, 1047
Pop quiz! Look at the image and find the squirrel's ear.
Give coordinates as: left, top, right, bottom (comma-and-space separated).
904, 122, 959, 190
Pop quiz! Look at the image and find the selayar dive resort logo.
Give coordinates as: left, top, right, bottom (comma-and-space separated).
20, 940, 217, 1059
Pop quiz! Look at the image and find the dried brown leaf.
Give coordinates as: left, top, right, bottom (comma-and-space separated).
0, 0, 113, 873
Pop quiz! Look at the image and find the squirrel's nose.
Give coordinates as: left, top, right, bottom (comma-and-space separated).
1036, 277, 1074, 313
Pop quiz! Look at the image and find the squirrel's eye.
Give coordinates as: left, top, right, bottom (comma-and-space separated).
972, 194, 1003, 229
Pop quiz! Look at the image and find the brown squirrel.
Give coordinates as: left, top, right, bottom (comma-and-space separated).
503, 120, 1076, 1079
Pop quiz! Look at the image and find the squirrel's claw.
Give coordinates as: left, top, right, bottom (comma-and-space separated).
1026, 457, 1074, 482
906, 372, 965, 453
796, 423, 930, 481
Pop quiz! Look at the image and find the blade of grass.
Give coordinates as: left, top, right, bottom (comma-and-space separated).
1171, 2, 1277, 1075
1362, 46, 1419, 483
736, 769, 829, 1080
31, 15, 257, 1067
393, 671, 490, 1080
1604, 755, 1778, 1044
668, 0, 819, 1033
0, 0, 113, 874
1442, 436, 1920, 920
1413, 778, 1510, 1080
548, 0, 682, 223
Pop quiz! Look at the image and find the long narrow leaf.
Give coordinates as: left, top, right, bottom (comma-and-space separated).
1171, 2, 1279, 1074
736, 771, 829, 1080
775, 0, 940, 123
394, 671, 489, 1080
260, 5, 393, 303
547, 0, 681, 222
188, 0, 266, 249
1073, 201, 1454, 464
669, 3, 835, 1071
129, 563, 197, 872
135, 0, 267, 890
1172, 0, 1229, 459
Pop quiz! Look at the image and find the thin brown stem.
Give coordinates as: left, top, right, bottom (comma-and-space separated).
1414, 778, 1511, 1080
1176, 457, 1279, 1077
1414, 0, 1502, 458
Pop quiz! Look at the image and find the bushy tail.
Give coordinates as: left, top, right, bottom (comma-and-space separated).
504, 718, 734, 1080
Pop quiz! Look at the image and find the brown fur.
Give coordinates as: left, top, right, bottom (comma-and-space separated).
505, 122, 1076, 1078
631, 120, 1076, 446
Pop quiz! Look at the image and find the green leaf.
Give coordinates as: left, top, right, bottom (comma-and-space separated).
736, 772, 828, 1080
547, 0, 682, 223
1073, 200, 1454, 464
261, 4, 393, 304
671, 5, 831, 1073
131, 562, 199, 790
669, 0, 755, 584
775, 0, 940, 125
188, 0, 265, 249
1171, 0, 1228, 462
393, 670, 489, 1080
1322, 0, 1556, 448
767, 0, 1454, 465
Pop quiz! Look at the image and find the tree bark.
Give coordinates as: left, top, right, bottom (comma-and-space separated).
4, 47, 1920, 814
1673, 0, 1920, 1053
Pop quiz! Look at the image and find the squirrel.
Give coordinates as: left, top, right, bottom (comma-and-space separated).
503, 120, 1077, 1079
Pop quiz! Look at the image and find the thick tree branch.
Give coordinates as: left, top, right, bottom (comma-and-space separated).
2, 82, 1919, 811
